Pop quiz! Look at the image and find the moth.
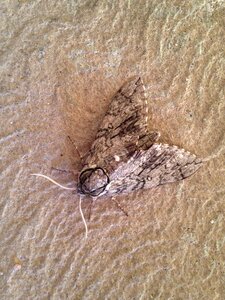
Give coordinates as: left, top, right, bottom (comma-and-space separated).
33, 77, 202, 237
78, 77, 202, 198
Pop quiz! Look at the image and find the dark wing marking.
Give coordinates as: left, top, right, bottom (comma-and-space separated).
106, 144, 202, 196
83, 77, 159, 173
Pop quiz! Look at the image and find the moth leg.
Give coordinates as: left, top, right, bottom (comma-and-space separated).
51, 167, 78, 176
51, 167, 79, 188
67, 136, 87, 162
111, 197, 128, 217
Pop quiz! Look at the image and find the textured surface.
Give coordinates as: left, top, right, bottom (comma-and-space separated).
0, 1, 225, 299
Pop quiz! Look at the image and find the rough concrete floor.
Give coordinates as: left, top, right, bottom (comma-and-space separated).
0, 1, 224, 299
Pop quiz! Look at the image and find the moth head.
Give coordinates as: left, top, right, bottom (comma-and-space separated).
78, 167, 110, 197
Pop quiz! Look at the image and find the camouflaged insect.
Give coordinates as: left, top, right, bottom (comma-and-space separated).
77, 77, 202, 199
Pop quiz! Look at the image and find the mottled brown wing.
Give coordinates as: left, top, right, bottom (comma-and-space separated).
83, 77, 159, 172
106, 144, 202, 196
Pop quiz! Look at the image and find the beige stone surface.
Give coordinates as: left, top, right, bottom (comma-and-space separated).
0, 1, 225, 299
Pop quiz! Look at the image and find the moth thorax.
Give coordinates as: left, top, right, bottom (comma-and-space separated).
78, 167, 110, 197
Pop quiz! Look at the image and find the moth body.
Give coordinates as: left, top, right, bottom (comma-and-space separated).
77, 77, 202, 199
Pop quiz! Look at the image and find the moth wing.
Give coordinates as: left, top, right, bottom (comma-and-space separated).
107, 144, 202, 195
83, 77, 159, 172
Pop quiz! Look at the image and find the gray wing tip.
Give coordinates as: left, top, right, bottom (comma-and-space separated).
119, 76, 145, 98
152, 142, 203, 176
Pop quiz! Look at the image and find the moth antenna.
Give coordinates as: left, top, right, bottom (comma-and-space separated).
112, 197, 128, 217
79, 195, 88, 239
67, 136, 84, 161
31, 173, 75, 190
